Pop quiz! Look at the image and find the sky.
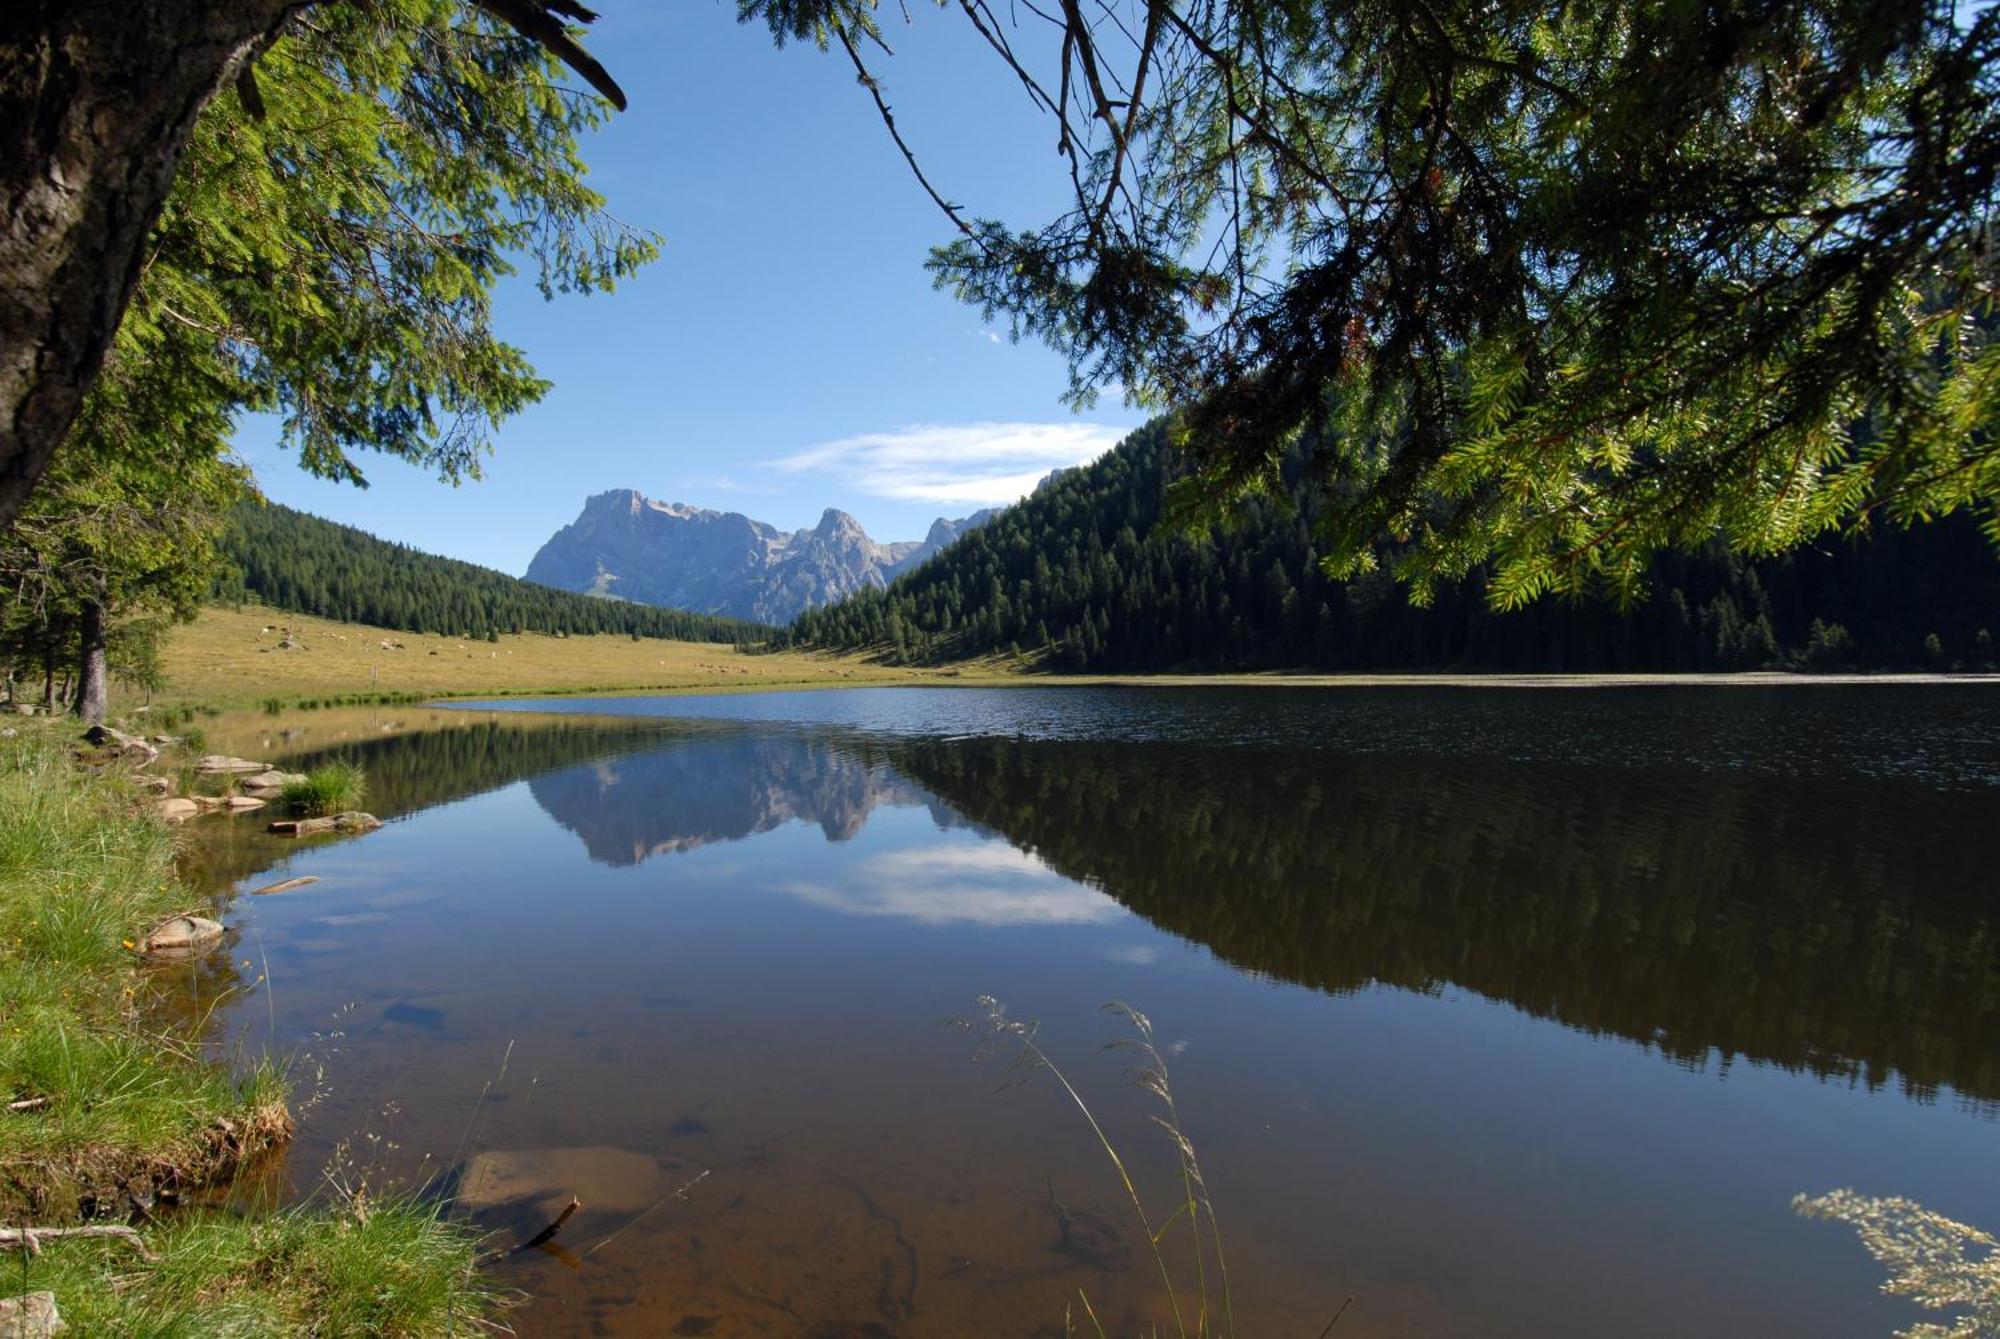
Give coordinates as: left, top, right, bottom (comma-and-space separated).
233, 4, 1145, 576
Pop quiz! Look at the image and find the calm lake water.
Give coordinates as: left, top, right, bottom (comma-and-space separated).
183, 685, 2000, 1337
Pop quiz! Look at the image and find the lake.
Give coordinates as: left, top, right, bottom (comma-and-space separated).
182, 684, 2000, 1336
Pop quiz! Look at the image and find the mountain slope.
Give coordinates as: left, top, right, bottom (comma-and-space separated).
217, 502, 767, 643
524, 490, 996, 624
784, 421, 2000, 671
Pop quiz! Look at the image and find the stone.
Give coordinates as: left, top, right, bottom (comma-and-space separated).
456, 1145, 668, 1217
1, 726, 15, 738
195, 755, 269, 775
190, 794, 229, 811
268, 811, 382, 838
239, 769, 306, 793
82, 724, 158, 765
156, 798, 200, 824
133, 775, 174, 795
0, 1291, 63, 1337
252, 876, 321, 896
224, 796, 267, 812
138, 915, 225, 956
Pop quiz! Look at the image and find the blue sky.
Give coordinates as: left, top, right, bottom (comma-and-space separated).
233, 4, 1144, 575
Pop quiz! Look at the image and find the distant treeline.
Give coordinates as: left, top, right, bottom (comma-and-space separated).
783, 422, 2000, 672
216, 502, 767, 644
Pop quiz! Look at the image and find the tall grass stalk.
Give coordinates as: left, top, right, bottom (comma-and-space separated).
961, 995, 1235, 1338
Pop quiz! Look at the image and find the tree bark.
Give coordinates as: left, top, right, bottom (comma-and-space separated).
0, 0, 300, 529
73, 598, 106, 724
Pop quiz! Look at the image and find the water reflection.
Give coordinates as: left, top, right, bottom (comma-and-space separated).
524, 733, 962, 863
496, 723, 2000, 1108
181, 690, 2000, 1336
780, 844, 1121, 926
891, 733, 2000, 1109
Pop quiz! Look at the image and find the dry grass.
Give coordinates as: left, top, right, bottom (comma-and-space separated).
159, 604, 1016, 707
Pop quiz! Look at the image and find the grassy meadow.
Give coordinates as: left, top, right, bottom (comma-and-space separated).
150, 604, 1988, 717
157, 604, 995, 707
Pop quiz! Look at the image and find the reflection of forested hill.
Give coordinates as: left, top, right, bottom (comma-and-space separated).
894, 736, 2000, 1106
182, 716, 684, 891
527, 735, 954, 865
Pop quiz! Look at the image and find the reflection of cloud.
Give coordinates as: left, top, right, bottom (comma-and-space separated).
767, 422, 1129, 507
779, 843, 1123, 926
1101, 944, 1161, 966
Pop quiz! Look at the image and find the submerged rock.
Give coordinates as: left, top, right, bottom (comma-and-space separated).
456, 1145, 668, 1217
139, 915, 225, 957
267, 812, 381, 838
251, 876, 320, 896
195, 755, 268, 775
0, 1291, 62, 1336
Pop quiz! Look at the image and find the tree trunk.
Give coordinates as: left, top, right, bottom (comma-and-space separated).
39, 644, 54, 711
73, 599, 107, 724
0, 0, 300, 528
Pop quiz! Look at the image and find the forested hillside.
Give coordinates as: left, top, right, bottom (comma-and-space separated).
218, 503, 767, 644
785, 423, 2000, 672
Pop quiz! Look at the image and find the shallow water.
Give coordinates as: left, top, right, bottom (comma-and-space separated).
189, 685, 2000, 1336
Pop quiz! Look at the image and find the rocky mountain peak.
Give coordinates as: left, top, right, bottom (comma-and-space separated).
525, 488, 998, 625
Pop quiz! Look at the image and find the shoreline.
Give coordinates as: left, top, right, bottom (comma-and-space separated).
151, 605, 2000, 712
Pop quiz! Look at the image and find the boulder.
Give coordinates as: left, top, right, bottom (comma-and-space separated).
224, 796, 267, 812
82, 724, 158, 765
195, 755, 269, 775
0, 1291, 63, 1337
239, 769, 306, 793
138, 915, 225, 957
268, 812, 382, 838
156, 798, 200, 824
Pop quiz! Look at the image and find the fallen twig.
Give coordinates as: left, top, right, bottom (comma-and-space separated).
1316, 1294, 1355, 1337
516, 1196, 580, 1254
6, 1096, 49, 1113
480, 1196, 581, 1265
0, 1225, 159, 1262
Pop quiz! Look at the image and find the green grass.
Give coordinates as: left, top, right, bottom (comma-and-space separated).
0, 723, 496, 1334
8, 1195, 497, 1337
278, 761, 366, 816
0, 725, 287, 1216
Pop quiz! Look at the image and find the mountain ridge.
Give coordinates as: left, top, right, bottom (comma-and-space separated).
524, 489, 997, 625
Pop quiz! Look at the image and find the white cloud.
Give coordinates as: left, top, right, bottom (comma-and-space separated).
768, 421, 1129, 508
779, 843, 1124, 927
